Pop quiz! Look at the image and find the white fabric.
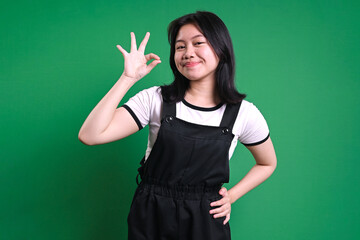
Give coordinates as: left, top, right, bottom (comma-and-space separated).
122, 86, 270, 161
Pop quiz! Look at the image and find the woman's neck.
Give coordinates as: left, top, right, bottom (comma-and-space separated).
184, 80, 221, 108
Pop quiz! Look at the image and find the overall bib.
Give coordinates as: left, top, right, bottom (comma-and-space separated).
127, 97, 242, 240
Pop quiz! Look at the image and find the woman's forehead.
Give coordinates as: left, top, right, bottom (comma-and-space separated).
175, 24, 205, 41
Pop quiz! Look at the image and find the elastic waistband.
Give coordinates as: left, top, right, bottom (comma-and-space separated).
138, 180, 223, 200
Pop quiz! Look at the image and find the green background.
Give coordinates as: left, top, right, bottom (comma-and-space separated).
1, 0, 359, 239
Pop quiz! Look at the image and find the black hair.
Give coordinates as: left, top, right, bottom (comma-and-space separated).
160, 11, 246, 104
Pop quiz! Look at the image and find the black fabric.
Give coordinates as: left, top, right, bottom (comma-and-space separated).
181, 98, 224, 111
242, 132, 270, 146
219, 101, 242, 132
136, 156, 145, 186
128, 184, 231, 240
161, 100, 176, 119
128, 98, 240, 240
122, 104, 143, 130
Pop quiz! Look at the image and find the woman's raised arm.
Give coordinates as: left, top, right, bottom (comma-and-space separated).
78, 32, 161, 145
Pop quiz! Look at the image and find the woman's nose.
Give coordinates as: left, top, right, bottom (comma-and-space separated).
183, 46, 195, 59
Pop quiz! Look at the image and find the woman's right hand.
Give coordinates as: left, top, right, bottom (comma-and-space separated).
116, 32, 161, 82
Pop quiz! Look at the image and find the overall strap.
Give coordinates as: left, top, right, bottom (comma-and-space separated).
136, 156, 145, 186
219, 101, 242, 132
161, 100, 176, 119
136, 96, 176, 186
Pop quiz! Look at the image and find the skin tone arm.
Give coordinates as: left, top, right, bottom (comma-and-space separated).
78, 32, 161, 145
209, 137, 277, 225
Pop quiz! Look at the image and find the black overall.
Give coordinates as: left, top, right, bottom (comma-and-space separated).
127, 97, 242, 240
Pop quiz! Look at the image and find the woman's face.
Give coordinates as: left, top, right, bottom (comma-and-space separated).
174, 23, 219, 83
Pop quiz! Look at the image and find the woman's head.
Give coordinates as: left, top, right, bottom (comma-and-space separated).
173, 23, 220, 84
162, 11, 246, 104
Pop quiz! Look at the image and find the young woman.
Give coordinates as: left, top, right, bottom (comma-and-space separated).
79, 11, 277, 240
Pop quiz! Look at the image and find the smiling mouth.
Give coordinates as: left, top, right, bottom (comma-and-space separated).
184, 62, 200, 67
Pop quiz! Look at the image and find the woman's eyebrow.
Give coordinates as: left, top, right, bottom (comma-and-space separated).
175, 34, 204, 43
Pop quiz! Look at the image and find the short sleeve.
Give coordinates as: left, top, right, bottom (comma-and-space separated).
120, 86, 159, 130
238, 102, 270, 146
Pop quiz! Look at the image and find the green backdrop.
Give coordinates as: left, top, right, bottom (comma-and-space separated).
1, 0, 359, 239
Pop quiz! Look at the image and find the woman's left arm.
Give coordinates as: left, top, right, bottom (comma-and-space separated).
228, 137, 277, 204
209, 137, 277, 224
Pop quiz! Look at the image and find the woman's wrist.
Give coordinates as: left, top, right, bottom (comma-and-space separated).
227, 188, 237, 204
118, 73, 138, 89
119, 73, 138, 83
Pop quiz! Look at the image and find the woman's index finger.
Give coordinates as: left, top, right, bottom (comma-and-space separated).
138, 32, 150, 53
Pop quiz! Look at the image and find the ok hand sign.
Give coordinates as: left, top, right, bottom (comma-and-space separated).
117, 32, 161, 82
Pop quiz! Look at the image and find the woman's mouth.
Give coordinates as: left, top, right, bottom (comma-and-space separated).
184, 62, 200, 67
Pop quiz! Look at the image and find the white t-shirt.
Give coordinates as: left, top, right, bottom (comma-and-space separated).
122, 86, 270, 162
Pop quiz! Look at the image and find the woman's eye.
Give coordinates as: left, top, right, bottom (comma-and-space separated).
195, 42, 204, 45
176, 46, 185, 50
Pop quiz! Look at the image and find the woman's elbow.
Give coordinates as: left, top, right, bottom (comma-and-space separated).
78, 132, 96, 146
270, 156, 277, 173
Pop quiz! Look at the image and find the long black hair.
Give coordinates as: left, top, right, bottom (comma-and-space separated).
161, 11, 246, 104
